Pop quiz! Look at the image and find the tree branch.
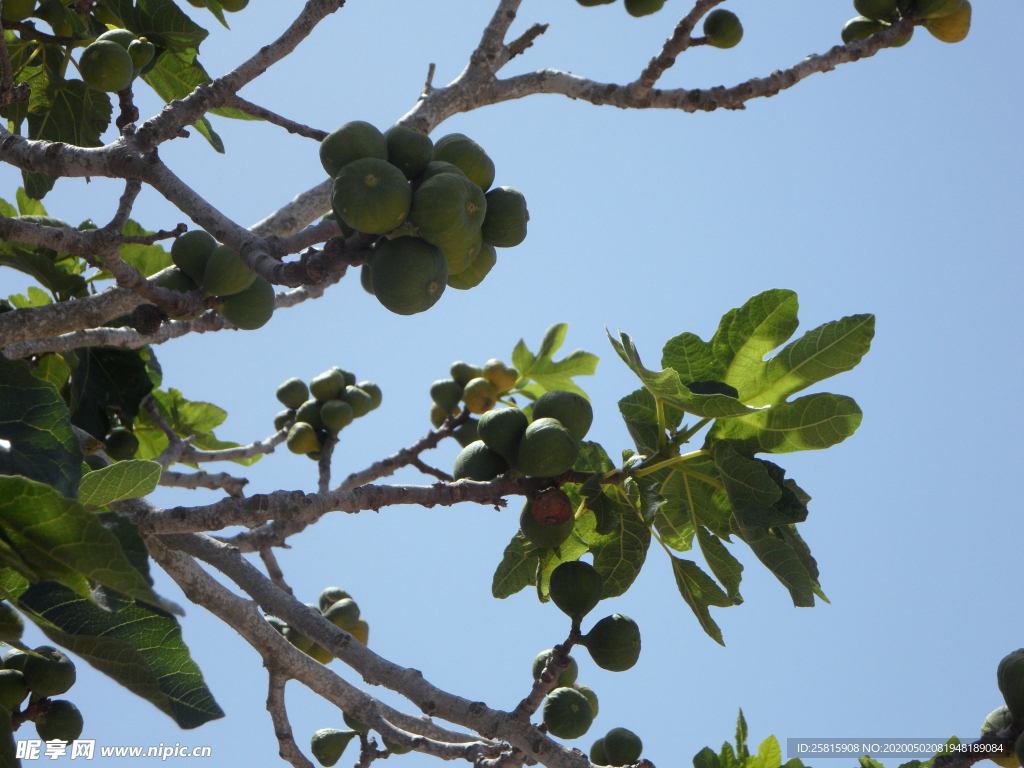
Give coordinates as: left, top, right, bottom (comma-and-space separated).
266, 672, 315, 768
159, 469, 249, 497
260, 548, 295, 596
221, 94, 328, 141
634, 0, 722, 94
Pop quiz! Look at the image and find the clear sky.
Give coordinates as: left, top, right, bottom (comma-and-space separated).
1, 1, 1022, 766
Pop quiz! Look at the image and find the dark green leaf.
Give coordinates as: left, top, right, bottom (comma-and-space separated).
609, 330, 761, 418
27, 79, 112, 148
16, 580, 223, 728
96, 512, 152, 585
711, 290, 800, 401
0, 352, 81, 498
78, 459, 161, 508
735, 525, 816, 608
105, 0, 209, 51
492, 532, 539, 599
194, 117, 224, 153
617, 387, 683, 456
713, 442, 781, 519
663, 331, 724, 385
708, 393, 863, 454
671, 555, 732, 644
747, 314, 875, 407
0, 476, 166, 607
575, 479, 649, 598
696, 527, 743, 602
71, 347, 154, 439
22, 171, 55, 201
0, 242, 87, 299
31, 353, 70, 392
694, 747, 721, 768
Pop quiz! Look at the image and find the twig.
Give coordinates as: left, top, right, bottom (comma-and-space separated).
221, 94, 328, 141
634, 0, 723, 94
259, 548, 295, 596
178, 427, 288, 464
278, 219, 342, 254
506, 23, 548, 62
422, 62, 436, 95
116, 85, 140, 132
266, 671, 315, 768
318, 435, 337, 495
0, 19, 77, 45
159, 469, 249, 497
509, 628, 581, 723
354, 733, 385, 768
409, 457, 453, 483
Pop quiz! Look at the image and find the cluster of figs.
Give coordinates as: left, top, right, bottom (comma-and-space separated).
0, 603, 84, 749
532, 560, 644, 762
78, 29, 156, 93
274, 370, 382, 460
164, 230, 276, 330
321, 121, 529, 315
985, 650, 1024, 767
842, 0, 971, 44
266, 586, 370, 666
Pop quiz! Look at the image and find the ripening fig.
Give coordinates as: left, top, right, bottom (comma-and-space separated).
322, 598, 360, 631
482, 359, 519, 394
276, 377, 309, 409
310, 369, 346, 402
79, 41, 134, 92
924, 0, 970, 42
273, 409, 296, 432
287, 422, 320, 455
462, 377, 497, 415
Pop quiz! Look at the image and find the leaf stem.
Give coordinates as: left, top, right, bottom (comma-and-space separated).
670, 417, 711, 449
655, 397, 667, 450
630, 449, 713, 479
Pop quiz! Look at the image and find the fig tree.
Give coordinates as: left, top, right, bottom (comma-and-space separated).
287, 422, 321, 454
573, 683, 599, 718
450, 362, 484, 386
482, 359, 519, 394
532, 649, 578, 688
549, 560, 604, 622
432, 133, 495, 191
171, 230, 217, 283
453, 440, 508, 481
105, 429, 138, 461
384, 125, 433, 180
924, 0, 970, 42
332, 157, 412, 235
515, 418, 579, 477
311, 728, 357, 767
320, 121, 389, 178
542, 687, 594, 739
203, 245, 256, 297
604, 728, 643, 766
854, 0, 898, 20
318, 587, 352, 612
0, 670, 28, 711
221, 276, 275, 330
321, 400, 354, 434
581, 615, 641, 672
481, 186, 528, 247
530, 488, 574, 526
703, 9, 743, 47
35, 700, 83, 742
1, 0, 36, 22
23, 646, 76, 700
462, 377, 497, 415
296, 399, 325, 431
369, 237, 447, 316
590, 738, 609, 765
532, 390, 593, 442
624, 0, 665, 17
520, 500, 575, 550
358, 382, 383, 410
351, 619, 369, 646
477, 406, 528, 462
453, 418, 479, 448
0, 601, 23, 644
323, 597, 360, 631
447, 242, 497, 290
80, 40, 134, 92
998, 649, 1024, 716
310, 370, 346, 402
277, 377, 309, 409
274, 409, 296, 432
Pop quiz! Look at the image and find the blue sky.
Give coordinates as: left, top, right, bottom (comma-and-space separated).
1, 1, 1022, 766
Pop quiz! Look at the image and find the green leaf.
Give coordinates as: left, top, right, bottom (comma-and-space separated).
609, 330, 762, 419
0, 196, 17, 218
0, 352, 81, 498
79, 460, 161, 508
746, 314, 876, 407
535, 533, 589, 602
16, 187, 46, 216
27, 79, 113, 148
711, 290, 800, 401
16, 580, 223, 728
663, 331, 725, 385
748, 736, 782, 768
21, 171, 55, 201
7, 286, 52, 308
671, 555, 732, 645
70, 347, 154, 439
617, 387, 683, 457
575, 479, 650, 598
566, 441, 618, 535
30, 353, 70, 392
708, 393, 863, 454
721, 743, 739, 768
491, 532, 539, 599
0, 476, 167, 607
713, 441, 781, 516
694, 747, 721, 768
736, 710, 750, 761
736, 525, 816, 608
0, 242, 88, 300
105, 0, 209, 51
194, 117, 225, 154
510, 324, 598, 400
203, 0, 230, 28
696, 526, 743, 602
